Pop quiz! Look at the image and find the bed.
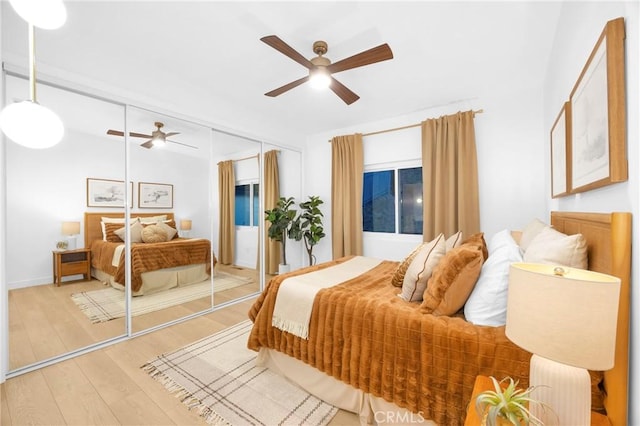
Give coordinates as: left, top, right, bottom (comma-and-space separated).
248, 211, 631, 425
84, 212, 214, 296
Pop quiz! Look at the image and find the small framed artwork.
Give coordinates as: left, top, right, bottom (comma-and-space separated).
550, 102, 571, 198
138, 182, 173, 208
569, 17, 627, 193
86, 178, 132, 208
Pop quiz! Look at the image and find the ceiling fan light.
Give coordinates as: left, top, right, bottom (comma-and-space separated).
309, 67, 331, 90
8, 0, 67, 29
0, 100, 64, 149
151, 134, 166, 147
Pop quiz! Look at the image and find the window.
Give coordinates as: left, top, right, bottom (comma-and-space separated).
363, 167, 422, 234
235, 182, 259, 226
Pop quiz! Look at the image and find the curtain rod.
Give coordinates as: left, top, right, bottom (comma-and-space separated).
327, 109, 483, 142
217, 150, 280, 165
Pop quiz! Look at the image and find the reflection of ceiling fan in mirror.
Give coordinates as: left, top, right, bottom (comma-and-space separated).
107, 121, 197, 149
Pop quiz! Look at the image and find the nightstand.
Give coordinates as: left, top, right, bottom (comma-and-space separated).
52, 248, 91, 285
464, 375, 611, 426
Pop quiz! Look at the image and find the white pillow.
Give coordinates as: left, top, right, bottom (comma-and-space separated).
139, 215, 168, 224
464, 229, 523, 326
523, 226, 587, 269
446, 231, 463, 251
519, 218, 548, 252
398, 233, 446, 302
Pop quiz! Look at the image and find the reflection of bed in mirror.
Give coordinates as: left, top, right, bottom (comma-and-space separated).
84, 212, 214, 296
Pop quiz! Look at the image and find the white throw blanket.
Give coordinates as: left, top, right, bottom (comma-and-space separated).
272, 256, 382, 339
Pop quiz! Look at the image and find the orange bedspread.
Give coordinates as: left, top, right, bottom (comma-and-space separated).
91, 238, 212, 292
248, 256, 533, 425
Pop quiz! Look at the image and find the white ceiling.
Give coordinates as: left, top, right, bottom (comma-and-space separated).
1, 1, 563, 146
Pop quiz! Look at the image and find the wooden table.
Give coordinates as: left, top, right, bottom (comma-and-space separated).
52, 248, 91, 285
464, 375, 611, 426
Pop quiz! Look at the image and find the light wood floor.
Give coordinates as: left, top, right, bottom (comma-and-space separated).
1, 297, 359, 425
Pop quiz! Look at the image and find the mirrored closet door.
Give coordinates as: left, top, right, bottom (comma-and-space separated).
4, 73, 128, 372
211, 131, 263, 306
125, 106, 214, 334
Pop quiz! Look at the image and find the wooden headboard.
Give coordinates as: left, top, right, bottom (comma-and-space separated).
551, 211, 631, 426
84, 212, 175, 248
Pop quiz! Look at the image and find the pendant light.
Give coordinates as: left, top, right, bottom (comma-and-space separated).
0, 0, 66, 149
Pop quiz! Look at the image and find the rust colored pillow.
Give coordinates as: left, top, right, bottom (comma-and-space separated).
390, 242, 425, 287
104, 222, 125, 242
420, 243, 484, 316
461, 232, 488, 261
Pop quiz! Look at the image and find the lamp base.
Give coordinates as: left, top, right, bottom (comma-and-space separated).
529, 354, 591, 426
65, 235, 77, 250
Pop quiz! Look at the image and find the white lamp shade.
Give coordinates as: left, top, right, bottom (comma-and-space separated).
506, 263, 620, 371
61, 221, 80, 235
8, 0, 67, 29
180, 219, 192, 231
0, 101, 64, 148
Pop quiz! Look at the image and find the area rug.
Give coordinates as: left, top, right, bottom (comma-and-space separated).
71, 272, 252, 323
141, 320, 338, 426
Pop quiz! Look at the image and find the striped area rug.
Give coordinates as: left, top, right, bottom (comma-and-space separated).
71, 271, 251, 323
141, 320, 338, 426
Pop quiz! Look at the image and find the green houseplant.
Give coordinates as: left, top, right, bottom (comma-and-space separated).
264, 196, 297, 272
475, 376, 547, 426
290, 195, 325, 266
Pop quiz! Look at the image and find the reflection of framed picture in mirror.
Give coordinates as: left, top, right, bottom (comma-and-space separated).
86, 178, 132, 207
569, 17, 627, 193
551, 102, 570, 198
138, 182, 173, 208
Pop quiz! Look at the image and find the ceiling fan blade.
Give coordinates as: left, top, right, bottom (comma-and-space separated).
164, 132, 180, 138
129, 132, 152, 138
261, 35, 314, 69
327, 43, 393, 74
107, 129, 124, 136
265, 76, 309, 97
140, 140, 154, 149
167, 139, 198, 149
329, 77, 360, 105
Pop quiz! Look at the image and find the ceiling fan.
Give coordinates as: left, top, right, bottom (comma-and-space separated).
106, 121, 197, 149
260, 35, 393, 105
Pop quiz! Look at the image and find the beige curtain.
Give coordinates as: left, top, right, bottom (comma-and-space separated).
217, 160, 235, 265
421, 110, 480, 241
264, 150, 280, 274
331, 134, 364, 258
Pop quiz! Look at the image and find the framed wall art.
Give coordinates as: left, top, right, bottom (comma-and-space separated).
138, 182, 173, 208
569, 17, 627, 193
551, 102, 571, 198
86, 178, 132, 208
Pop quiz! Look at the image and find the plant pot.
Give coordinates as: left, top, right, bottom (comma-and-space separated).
278, 264, 291, 274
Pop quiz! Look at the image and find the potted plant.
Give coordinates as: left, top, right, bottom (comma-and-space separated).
290, 195, 325, 266
264, 196, 297, 274
475, 376, 548, 426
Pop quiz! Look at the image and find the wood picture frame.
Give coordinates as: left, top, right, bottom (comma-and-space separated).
551, 102, 571, 198
569, 17, 627, 193
86, 178, 132, 208
138, 182, 173, 208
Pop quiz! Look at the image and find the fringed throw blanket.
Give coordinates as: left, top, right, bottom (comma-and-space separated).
272, 256, 382, 339
248, 257, 534, 425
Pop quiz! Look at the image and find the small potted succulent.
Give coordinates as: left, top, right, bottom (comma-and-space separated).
475, 376, 548, 426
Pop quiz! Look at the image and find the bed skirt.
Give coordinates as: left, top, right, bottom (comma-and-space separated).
256, 348, 437, 426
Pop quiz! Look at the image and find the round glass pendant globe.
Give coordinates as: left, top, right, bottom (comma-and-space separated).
8, 0, 67, 29
0, 101, 64, 149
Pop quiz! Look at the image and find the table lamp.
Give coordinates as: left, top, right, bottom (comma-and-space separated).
61, 221, 80, 250
180, 219, 192, 237
506, 263, 620, 425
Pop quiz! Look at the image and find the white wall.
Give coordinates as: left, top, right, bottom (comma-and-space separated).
304, 86, 548, 264
543, 2, 639, 424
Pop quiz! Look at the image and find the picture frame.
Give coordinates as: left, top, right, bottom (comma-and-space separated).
86, 178, 132, 208
551, 102, 571, 198
138, 182, 173, 208
569, 17, 627, 194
